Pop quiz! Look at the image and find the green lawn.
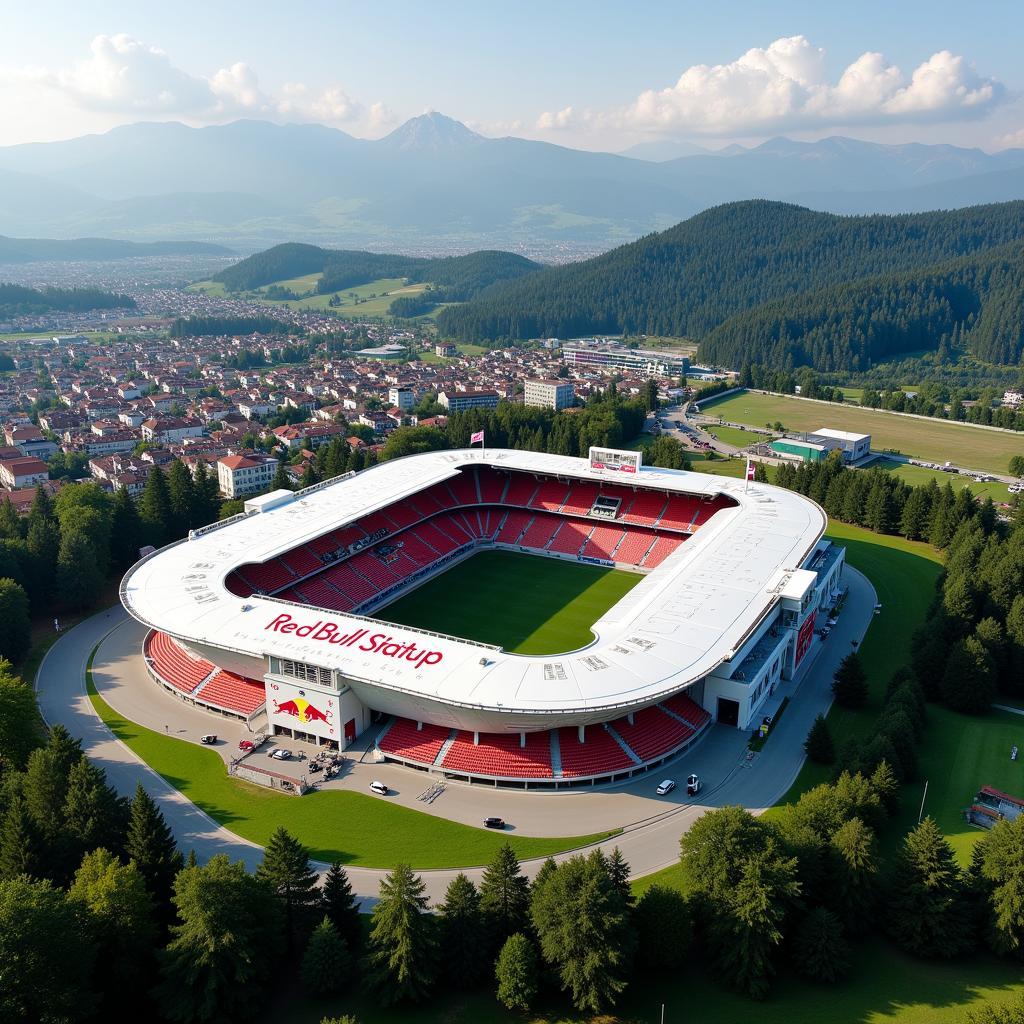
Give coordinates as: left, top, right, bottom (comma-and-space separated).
705, 424, 766, 448
86, 672, 616, 868
701, 390, 1024, 476
867, 456, 1013, 504
417, 342, 489, 364
378, 550, 641, 655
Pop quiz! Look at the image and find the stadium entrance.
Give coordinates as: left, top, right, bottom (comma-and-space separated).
716, 698, 740, 727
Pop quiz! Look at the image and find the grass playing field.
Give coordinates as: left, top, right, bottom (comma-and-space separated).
702, 390, 1024, 476
377, 550, 642, 655
867, 456, 1013, 503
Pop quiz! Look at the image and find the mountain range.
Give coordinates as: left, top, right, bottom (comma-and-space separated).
1, 113, 1023, 253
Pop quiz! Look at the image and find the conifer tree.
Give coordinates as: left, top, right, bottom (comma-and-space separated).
438, 872, 487, 988
124, 783, 183, 914
300, 915, 352, 996
830, 816, 878, 933
0, 497, 22, 540
832, 653, 869, 709
321, 860, 361, 953
109, 486, 144, 570
804, 714, 835, 764
0, 793, 39, 880
887, 816, 973, 957
56, 532, 103, 612
63, 756, 124, 860
138, 466, 172, 548
271, 459, 293, 491
479, 843, 530, 952
255, 826, 321, 951
634, 884, 691, 969
364, 863, 437, 1005
793, 906, 850, 982
0, 579, 30, 664
165, 459, 196, 537
974, 815, 1024, 958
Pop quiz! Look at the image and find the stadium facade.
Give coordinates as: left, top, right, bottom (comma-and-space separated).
121, 447, 845, 787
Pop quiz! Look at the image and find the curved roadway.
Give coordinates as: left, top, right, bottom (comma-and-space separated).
36, 567, 875, 906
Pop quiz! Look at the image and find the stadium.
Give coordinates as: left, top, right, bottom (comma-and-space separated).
120, 446, 846, 788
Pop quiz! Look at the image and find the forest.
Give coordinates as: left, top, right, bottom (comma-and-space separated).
0, 283, 135, 317
434, 200, 1024, 370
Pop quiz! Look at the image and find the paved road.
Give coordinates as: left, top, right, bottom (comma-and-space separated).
37, 567, 875, 905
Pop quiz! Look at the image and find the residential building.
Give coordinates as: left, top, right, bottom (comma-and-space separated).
388, 387, 415, 411
0, 455, 49, 490
438, 389, 500, 413
217, 452, 279, 499
524, 378, 575, 410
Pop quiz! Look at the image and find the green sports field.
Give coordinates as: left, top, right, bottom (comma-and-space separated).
377, 550, 642, 655
701, 390, 1024, 476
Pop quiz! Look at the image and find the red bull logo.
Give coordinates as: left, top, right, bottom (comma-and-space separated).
272, 697, 333, 725
265, 613, 444, 669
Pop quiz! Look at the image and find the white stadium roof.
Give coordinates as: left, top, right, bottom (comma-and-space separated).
121, 448, 826, 719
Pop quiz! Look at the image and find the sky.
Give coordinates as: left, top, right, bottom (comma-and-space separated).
1, 0, 1023, 152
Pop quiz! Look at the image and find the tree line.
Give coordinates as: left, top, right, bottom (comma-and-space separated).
435, 199, 1024, 360
0, 283, 135, 317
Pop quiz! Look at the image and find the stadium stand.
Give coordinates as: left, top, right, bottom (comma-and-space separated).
504, 474, 539, 507
442, 730, 553, 778
658, 494, 703, 531
693, 495, 735, 527
235, 559, 295, 594
581, 524, 625, 560
477, 467, 508, 503
547, 519, 593, 555
610, 707, 694, 762
519, 515, 560, 550
280, 546, 322, 578
447, 469, 479, 507
146, 631, 214, 694
613, 527, 658, 565
531, 479, 571, 512
621, 490, 668, 527
558, 725, 635, 776
642, 534, 685, 568
662, 692, 711, 730
377, 718, 450, 764
559, 482, 600, 516
318, 561, 380, 605
495, 510, 531, 545
200, 669, 266, 716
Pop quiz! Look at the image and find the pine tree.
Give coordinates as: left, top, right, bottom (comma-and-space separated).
25, 485, 59, 571
124, 783, 183, 914
0, 497, 22, 540
299, 462, 319, 488
256, 826, 322, 951
438, 872, 487, 988
830, 816, 878, 933
941, 636, 996, 713
0, 793, 39, 880
606, 847, 634, 906
792, 906, 850, 982
887, 816, 973, 957
804, 714, 835, 764
973, 815, 1024, 958
0, 659, 44, 773
191, 461, 221, 526
479, 843, 530, 952
300, 915, 352, 996
138, 466, 172, 548
869, 759, 901, 815
271, 459, 293, 492
495, 932, 539, 1011
363, 863, 437, 1005
63, 756, 124, 860
0, 579, 30, 664
165, 459, 196, 537
321, 860, 361, 953
832, 653, 869, 709
530, 856, 558, 897
56, 532, 103, 612
109, 487, 144, 571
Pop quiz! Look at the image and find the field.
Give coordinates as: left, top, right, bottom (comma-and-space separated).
704, 423, 769, 448
701, 390, 1024, 475
867, 456, 1013, 503
378, 550, 641, 655
86, 671, 616, 868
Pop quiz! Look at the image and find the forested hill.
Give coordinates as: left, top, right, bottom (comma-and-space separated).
702, 240, 1024, 370
435, 201, 1024, 363
0, 283, 135, 317
0, 235, 231, 264
212, 244, 541, 299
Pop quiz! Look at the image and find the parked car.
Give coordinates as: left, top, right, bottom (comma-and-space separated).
686, 774, 701, 796
238, 739, 254, 751
270, 748, 292, 761
200, 734, 217, 745
656, 779, 676, 796
483, 816, 506, 829
369, 780, 389, 795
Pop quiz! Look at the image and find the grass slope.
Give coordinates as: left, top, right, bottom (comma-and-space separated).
702, 391, 1023, 476
86, 672, 616, 868
378, 550, 642, 655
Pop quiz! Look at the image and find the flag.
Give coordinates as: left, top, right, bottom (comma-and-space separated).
746, 459, 756, 481
471, 430, 485, 445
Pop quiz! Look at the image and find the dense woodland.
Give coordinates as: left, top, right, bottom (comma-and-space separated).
212, 242, 540, 304
0, 283, 135, 317
434, 200, 1024, 370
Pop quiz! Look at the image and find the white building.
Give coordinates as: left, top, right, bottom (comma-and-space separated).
524, 378, 575, 410
388, 387, 415, 412
217, 453, 279, 499
438, 390, 500, 413
805, 428, 871, 463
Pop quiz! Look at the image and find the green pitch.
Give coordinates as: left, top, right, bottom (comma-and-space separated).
376, 550, 642, 655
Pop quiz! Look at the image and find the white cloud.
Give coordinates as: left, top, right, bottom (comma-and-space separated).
23, 33, 385, 129
539, 36, 1003, 138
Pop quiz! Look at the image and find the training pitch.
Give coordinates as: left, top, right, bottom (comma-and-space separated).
376, 549, 642, 655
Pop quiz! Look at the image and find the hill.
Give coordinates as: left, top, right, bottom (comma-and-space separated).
212, 244, 542, 314
1, 116, 1023, 251
436, 200, 1024, 368
0, 235, 231, 264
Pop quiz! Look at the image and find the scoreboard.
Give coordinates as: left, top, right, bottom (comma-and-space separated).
588, 447, 642, 474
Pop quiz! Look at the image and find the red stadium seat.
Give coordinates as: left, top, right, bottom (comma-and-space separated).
643, 534, 685, 568
378, 718, 450, 765
442, 730, 552, 778
557, 725, 634, 777
146, 631, 214, 694
610, 707, 694, 762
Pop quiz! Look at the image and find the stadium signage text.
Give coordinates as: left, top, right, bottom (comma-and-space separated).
265, 613, 444, 669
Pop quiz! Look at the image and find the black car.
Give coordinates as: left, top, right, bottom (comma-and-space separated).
483, 816, 506, 830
